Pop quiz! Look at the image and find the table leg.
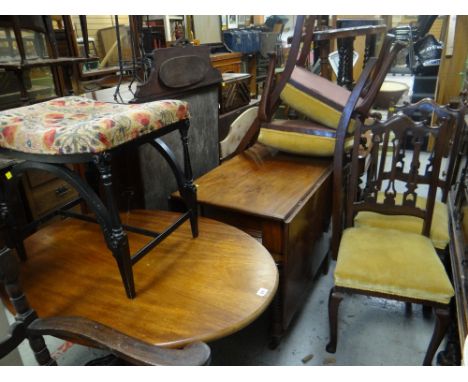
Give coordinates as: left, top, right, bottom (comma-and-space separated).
151, 123, 198, 238
269, 263, 284, 349
179, 120, 198, 237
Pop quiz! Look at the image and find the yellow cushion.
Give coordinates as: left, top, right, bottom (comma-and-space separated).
258, 127, 353, 157
280, 83, 357, 131
335, 226, 454, 304
354, 194, 449, 250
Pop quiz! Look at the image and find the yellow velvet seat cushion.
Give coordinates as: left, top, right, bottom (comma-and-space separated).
335, 226, 454, 304
354, 193, 449, 250
280, 67, 362, 131
258, 119, 353, 157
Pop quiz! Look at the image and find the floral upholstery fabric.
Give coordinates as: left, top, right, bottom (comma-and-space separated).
0, 96, 190, 155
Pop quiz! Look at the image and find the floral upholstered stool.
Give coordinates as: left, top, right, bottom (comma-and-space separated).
0, 96, 198, 298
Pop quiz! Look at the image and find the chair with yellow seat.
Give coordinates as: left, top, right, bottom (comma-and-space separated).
325, 111, 455, 365
354, 99, 467, 257
229, 16, 406, 261
229, 15, 405, 161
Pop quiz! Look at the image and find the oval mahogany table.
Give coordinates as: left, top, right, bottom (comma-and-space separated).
4, 210, 278, 348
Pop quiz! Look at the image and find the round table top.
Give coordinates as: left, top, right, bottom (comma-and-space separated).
12, 210, 278, 348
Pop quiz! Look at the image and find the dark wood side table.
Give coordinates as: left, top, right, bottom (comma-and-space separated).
172, 149, 333, 344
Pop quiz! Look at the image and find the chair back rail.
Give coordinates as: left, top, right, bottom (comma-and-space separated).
331, 57, 377, 256
313, 24, 388, 87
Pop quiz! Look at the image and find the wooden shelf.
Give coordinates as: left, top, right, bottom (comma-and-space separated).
0, 57, 88, 70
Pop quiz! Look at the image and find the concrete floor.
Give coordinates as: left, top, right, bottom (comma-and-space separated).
4, 261, 446, 366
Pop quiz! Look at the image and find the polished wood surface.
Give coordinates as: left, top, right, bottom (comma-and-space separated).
210, 52, 243, 74
194, 150, 333, 221
2, 210, 278, 348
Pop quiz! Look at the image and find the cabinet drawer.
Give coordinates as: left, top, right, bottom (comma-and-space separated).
25, 169, 56, 188
25, 177, 79, 219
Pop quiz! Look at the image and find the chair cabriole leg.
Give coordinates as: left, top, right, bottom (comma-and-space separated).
326, 288, 344, 353
423, 307, 450, 366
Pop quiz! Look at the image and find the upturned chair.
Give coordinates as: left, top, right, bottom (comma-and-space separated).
232, 15, 405, 159
326, 111, 455, 365
228, 15, 405, 259
0, 245, 210, 365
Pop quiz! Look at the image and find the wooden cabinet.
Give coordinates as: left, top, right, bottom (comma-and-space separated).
210, 52, 242, 73
22, 168, 79, 220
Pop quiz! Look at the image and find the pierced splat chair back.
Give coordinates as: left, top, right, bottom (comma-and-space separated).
351, 100, 467, 255
345, 112, 452, 237
398, 98, 467, 203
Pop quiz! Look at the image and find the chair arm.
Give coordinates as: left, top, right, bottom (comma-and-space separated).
27, 316, 211, 366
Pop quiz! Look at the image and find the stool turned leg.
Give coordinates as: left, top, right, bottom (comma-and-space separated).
326, 288, 345, 353
94, 154, 135, 299
0, 246, 56, 365
423, 307, 450, 366
179, 119, 198, 238
151, 136, 198, 238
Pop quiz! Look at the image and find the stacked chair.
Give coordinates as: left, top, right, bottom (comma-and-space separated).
235, 15, 406, 258
233, 16, 462, 364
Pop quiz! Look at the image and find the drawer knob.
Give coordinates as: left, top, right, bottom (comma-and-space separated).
55, 185, 70, 197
